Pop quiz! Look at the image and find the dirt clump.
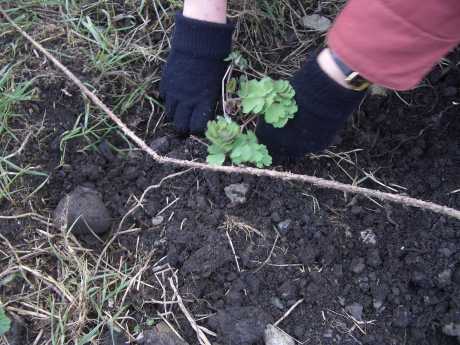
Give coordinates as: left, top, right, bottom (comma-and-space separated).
53, 185, 112, 235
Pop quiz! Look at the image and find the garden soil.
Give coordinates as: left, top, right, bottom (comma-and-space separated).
2, 48, 460, 345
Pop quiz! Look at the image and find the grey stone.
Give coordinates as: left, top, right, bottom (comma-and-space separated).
442, 323, 460, 337
270, 297, 284, 310
224, 183, 250, 204
360, 229, 377, 245
301, 14, 331, 32
151, 215, 164, 226
277, 220, 292, 234
345, 302, 363, 321
54, 186, 111, 235
437, 269, 452, 287
149, 136, 170, 155
208, 306, 272, 345
264, 324, 295, 345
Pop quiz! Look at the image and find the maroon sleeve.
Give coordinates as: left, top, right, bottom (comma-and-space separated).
327, 0, 460, 90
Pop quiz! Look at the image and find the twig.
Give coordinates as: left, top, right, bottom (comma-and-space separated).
169, 278, 213, 345
226, 230, 241, 272
274, 299, 304, 326
3, 7, 460, 221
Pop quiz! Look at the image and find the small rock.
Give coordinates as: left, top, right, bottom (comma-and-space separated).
151, 215, 164, 226
277, 220, 292, 234
149, 136, 170, 155
301, 14, 331, 32
270, 297, 284, 310
393, 306, 411, 328
360, 229, 377, 245
264, 324, 295, 345
442, 323, 460, 337
209, 306, 272, 345
137, 322, 189, 345
345, 303, 363, 321
438, 247, 456, 257
224, 183, 250, 204
437, 269, 452, 287
54, 186, 111, 235
350, 257, 366, 274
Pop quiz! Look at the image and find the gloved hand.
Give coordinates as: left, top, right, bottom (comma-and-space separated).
160, 14, 234, 134
256, 55, 365, 161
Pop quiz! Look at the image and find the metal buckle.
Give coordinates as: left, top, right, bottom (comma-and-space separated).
345, 72, 370, 91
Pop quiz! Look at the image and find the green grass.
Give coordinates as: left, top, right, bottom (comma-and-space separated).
0, 64, 48, 201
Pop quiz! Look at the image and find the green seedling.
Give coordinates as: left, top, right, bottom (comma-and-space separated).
206, 116, 272, 168
239, 77, 298, 128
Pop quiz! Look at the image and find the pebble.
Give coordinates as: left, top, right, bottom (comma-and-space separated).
437, 269, 452, 287
345, 302, 363, 321
360, 229, 377, 245
442, 323, 460, 337
224, 183, 250, 204
301, 14, 331, 32
350, 257, 366, 274
151, 215, 164, 226
149, 136, 170, 155
264, 324, 295, 345
270, 297, 284, 310
277, 219, 292, 234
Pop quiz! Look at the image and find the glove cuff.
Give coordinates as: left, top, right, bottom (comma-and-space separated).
172, 13, 234, 59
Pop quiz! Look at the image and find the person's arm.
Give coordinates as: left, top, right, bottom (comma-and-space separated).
257, 0, 460, 161
328, 0, 460, 90
183, 0, 227, 24
160, 0, 233, 134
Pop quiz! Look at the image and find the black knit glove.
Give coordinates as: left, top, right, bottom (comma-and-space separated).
160, 14, 234, 134
256, 56, 365, 160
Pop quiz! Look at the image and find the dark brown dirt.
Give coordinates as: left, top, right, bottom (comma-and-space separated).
2, 41, 460, 345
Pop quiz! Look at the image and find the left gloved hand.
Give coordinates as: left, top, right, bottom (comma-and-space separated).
160, 14, 234, 134
256, 55, 365, 160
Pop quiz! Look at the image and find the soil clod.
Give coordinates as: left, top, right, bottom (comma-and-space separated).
53, 186, 112, 235
209, 306, 272, 345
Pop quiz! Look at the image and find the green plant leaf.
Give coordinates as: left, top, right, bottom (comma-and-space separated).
0, 307, 11, 336
230, 132, 272, 168
205, 116, 241, 153
238, 77, 298, 128
207, 152, 226, 166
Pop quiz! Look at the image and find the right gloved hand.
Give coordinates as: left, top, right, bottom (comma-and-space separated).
159, 14, 234, 134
